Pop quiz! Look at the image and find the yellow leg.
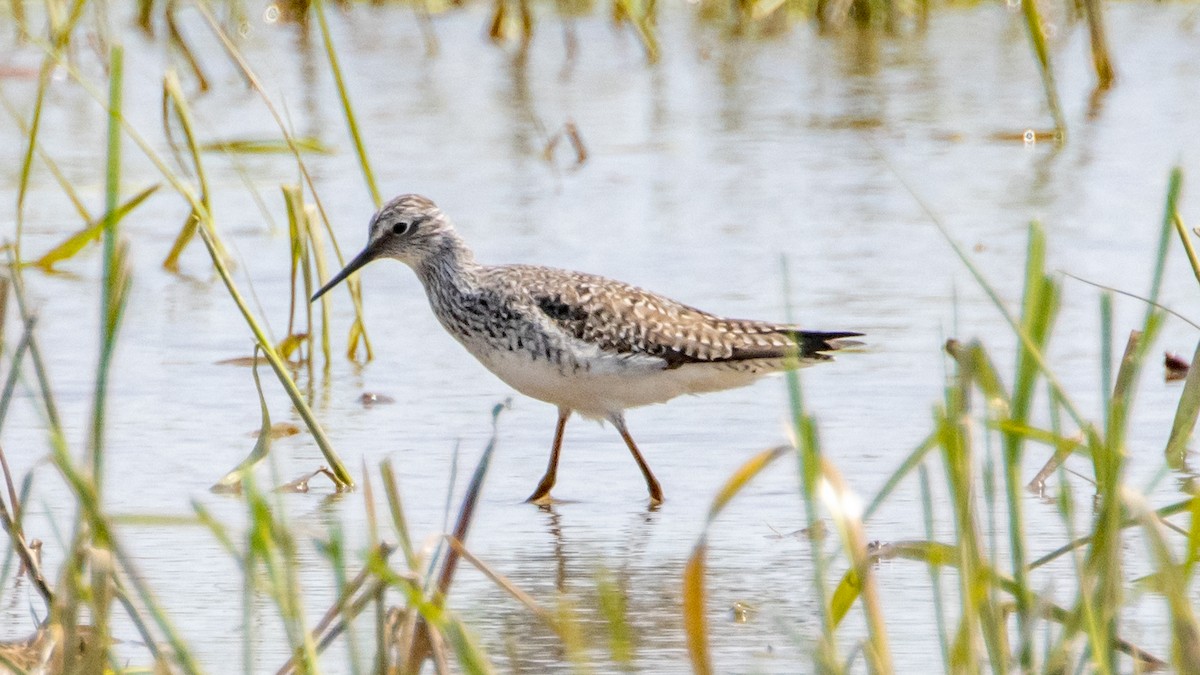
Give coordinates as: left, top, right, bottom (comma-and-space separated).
526, 407, 571, 505
610, 413, 664, 506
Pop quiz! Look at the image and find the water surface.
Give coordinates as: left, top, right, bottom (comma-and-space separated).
2, 4, 1200, 672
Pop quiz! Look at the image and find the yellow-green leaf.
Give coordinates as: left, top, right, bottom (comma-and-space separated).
347, 316, 366, 362
830, 568, 864, 627
276, 333, 308, 360
707, 445, 788, 522
31, 184, 159, 270
201, 137, 332, 155
683, 542, 712, 675
211, 356, 272, 493
163, 207, 200, 272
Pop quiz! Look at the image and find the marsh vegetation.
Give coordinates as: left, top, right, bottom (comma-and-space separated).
1, 0, 1199, 672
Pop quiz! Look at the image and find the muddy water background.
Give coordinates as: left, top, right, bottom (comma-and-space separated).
3, 4, 1200, 672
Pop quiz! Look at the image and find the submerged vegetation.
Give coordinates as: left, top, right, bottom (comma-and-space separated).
0, 0, 1197, 673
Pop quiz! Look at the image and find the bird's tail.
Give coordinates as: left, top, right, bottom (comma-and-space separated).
792, 331, 865, 361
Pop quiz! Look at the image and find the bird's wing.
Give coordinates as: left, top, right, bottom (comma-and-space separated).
493, 266, 861, 370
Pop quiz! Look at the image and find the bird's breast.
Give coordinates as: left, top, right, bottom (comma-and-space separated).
450, 330, 777, 418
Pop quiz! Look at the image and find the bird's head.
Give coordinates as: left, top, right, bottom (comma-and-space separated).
311, 194, 454, 301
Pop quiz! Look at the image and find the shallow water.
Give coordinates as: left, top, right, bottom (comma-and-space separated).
2, 3, 1200, 672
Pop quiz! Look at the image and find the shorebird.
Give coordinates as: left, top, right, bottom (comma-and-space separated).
312, 195, 860, 506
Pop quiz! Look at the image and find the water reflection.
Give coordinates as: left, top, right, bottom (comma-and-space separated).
838, 25, 882, 79
538, 506, 570, 591
293, 21, 326, 143
463, 503, 687, 671
532, 503, 661, 593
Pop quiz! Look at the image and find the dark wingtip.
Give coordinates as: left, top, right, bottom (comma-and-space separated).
796, 331, 865, 359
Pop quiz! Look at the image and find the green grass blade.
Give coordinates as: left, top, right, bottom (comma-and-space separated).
1170, 211, 1200, 287
282, 184, 308, 348
163, 208, 200, 272
0, 89, 91, 223
197, 224, 354, 487
1165, 337, 1200, 468
161, 70, 232, 272
683, 541, 711, 675
304, 204, 333, 367
1146, 168, 1183, 323
1130, 495, 1200, 670
313, 0, 381, 208
920, 464, 951, 670
91, 43, 126, 497
193, 2, 375, 362
1185, 491, 1200, 581
1020, 0, 1067, 140
878, 152, 1099, 448
1100, 291, 1113, 426
442, 618, 495, 675
940, 351, 1009, 672
863, 431, 936, 521
1085, 330, 1151, 675
683, 443, 793, 674
30, 184, 159, 271
212, 355, 273, 492
201, 137, 332, 154
1005, 221, 1060, 668
159, 69, 354, 487
380, 460, 420, 573
821, 461, 894, 673
13, 58, 55, 264
13, 284, 202, 672
706, 445, 788, 522
432, 403, 506, 600
779, 257, 841, 666
595, 568, 634, 667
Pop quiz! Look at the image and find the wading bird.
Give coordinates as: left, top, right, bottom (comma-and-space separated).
312, 195, 860, 506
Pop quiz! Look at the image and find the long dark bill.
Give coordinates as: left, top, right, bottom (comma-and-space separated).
310, 244, 377, 302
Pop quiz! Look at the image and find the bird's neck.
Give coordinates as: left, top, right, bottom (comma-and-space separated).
415, 233, 481, 297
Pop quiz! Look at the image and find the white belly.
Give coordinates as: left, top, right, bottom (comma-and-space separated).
459, 338, 780, 419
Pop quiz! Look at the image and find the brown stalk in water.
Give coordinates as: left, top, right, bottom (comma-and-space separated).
1019, 0, 1067, 142
401, 404, 506, 673
0, 443, 51, 610
1080, 0, 1115, 92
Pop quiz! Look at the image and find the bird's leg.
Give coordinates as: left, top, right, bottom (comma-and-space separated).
609, 414, 664, 506
526, 407, 571, 505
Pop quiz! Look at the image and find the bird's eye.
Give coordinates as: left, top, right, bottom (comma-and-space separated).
392, 222, 410, 235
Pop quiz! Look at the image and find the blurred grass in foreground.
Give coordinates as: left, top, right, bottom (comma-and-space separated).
679, 168, 1198, 674
3, 158, 1198, 669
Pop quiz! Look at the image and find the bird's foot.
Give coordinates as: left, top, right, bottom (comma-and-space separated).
646, 482, 664, 509
525, 486, 555, 506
